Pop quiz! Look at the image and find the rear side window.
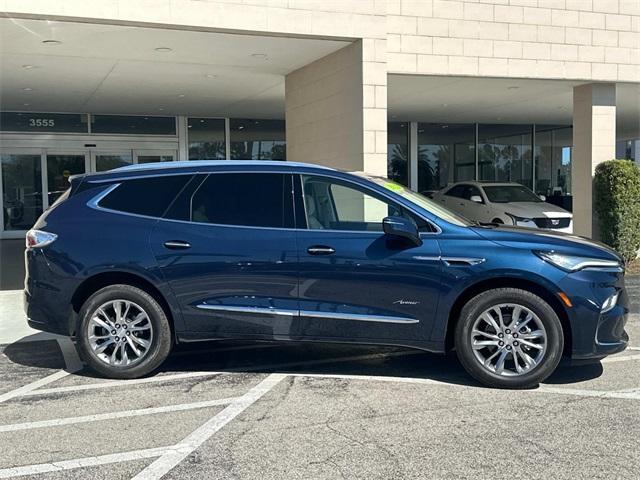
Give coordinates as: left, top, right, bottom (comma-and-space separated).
99, 175, 191, 218
190, 173, 293, 228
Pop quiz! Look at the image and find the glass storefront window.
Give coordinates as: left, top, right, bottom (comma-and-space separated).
478, 124, 533, 188
1, 154, 43, 231
188, 118, 226, 160
47, 154, 85, 204
91, 115, 176, 135
534, 125, 572, 210
230, 119, 286, 161
388, 122, 409, 186
417, 123, 475, 194
95, 152, 133, 172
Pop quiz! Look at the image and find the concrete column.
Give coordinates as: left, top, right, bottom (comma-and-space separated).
285, 40, 387, 176
572, 83, 616, 238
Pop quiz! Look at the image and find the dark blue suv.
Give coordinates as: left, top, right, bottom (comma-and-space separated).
24, 161, 629, 388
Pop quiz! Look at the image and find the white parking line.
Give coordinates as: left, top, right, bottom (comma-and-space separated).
0, 446, 170, 479
24, 371, 224, 397
602, 353, 640, 364
291, 372, 640, 401
0, 370, 71, 404
0, 396, 238, 433
0, 338, 82, 404
20, 350, 421, 398
131, 373, 287, 480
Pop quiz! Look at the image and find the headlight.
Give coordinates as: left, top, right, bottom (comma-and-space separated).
534, 251, 621, 272
506, 212, 533, 225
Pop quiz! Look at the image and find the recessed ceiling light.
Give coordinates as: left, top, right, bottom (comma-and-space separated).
42, 39, 62, 45
155, 47, 172, 52
22, 64, 36, 69
441, 103, 448, 107
250, 53, 268, 60
177, 94, 185, 98
23, 103, 30, 106
158, 107, 165, 111
205, 74, 217, 79
22, 87, 33, 92
507, 86, 519, 90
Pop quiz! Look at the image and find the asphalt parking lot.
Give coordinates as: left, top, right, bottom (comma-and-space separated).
0, 279, 639, 480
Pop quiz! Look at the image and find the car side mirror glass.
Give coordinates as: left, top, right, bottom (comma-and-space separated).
470, 195, 483, 203
382, 216, 422, 246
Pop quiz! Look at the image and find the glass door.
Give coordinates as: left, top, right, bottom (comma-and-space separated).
0, 150, 44, 236
45, 152, 88, 207
91, 151, 133, 172
134, 149, 177, 164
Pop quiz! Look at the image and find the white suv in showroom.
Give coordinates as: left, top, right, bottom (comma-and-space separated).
432, 181, 573, 233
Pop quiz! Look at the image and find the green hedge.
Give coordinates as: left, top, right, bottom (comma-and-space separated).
594, 159, 640, 265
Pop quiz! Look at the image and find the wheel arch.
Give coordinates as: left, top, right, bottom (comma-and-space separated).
69, 271, 178, 339
444, 276, 572, 356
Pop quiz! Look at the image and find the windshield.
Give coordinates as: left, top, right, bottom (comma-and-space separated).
483, 185, 542, 203
366, 177, 471, 227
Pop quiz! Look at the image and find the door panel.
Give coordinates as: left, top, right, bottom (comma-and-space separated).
296, 174, 442, 342
151, 172, 298, 337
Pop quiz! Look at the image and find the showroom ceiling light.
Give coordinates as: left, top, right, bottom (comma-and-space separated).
178, 94, 186, 98
22, 64, 36, 69
507, 86, 519, 90
205, 74, 217, 79
250, 53, 268, 60
42, 39, 62, 45
155, 47, 172, 52
22, 87, 33, 91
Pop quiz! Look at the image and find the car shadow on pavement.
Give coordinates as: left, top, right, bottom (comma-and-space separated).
3, 336, 603, 390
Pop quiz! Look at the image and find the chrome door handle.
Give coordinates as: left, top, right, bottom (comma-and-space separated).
307, 245, 335, 255
163, 240, 191, 250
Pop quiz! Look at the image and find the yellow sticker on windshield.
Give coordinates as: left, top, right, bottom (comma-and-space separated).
383, 182, 404, 193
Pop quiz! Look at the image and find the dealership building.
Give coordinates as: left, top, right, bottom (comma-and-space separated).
0, 0, 639, 287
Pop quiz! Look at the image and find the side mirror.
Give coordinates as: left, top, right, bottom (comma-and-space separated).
539, 194, 546, 201
382, 216, 422, 246
470, 195, 483, 203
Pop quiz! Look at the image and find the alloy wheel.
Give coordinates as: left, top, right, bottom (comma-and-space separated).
87, 299, 154, 367
470, 303, 547, 377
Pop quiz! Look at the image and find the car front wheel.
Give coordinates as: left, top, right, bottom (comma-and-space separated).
76, 284, 173, 379
455, 288, 564, 389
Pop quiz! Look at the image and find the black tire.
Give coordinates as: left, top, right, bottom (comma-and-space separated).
455, 288, 563, 389
76, 284, 173, 379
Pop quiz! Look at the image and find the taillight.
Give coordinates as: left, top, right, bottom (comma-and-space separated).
25, 230, 58, 249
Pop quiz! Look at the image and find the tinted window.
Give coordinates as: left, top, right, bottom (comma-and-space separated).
302, 175, 426, 232
190, 173, 293, 228
91, 115, 176, 135
445, 185, 466, 198
99, 175, 191, 217
483, 185, 541, 203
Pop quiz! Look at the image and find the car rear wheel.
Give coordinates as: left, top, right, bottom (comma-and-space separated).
455, 288, 563, 389
76, 284, 172, 379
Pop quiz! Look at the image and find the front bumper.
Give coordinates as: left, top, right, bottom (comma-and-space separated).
558, 268, 629, 361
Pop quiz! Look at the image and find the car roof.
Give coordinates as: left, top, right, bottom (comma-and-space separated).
446, 181, 527, 188
74, 160, 335, 182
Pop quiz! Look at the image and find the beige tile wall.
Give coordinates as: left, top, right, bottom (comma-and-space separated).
387, 0, 640, 81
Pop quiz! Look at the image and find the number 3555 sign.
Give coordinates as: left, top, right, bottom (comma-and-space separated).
29, 118, 56, 128
0, 112, 87, 133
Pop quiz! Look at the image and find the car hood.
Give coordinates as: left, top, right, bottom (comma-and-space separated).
497, 202, 571, 218
472, 225, 622, 262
